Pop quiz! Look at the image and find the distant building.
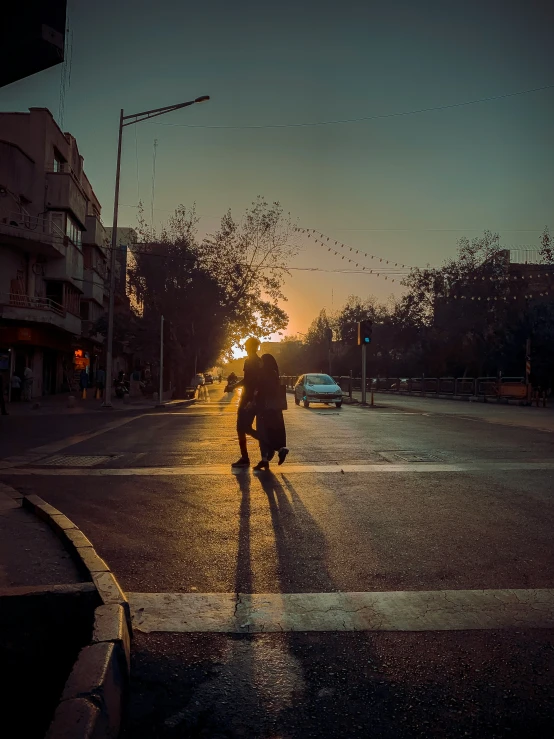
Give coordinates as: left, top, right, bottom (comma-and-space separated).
105, 227, 137, 306
507, 250, 554, 304
0, 107, 106, 396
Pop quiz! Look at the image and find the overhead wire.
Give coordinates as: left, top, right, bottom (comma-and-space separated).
150, 83, 554, 130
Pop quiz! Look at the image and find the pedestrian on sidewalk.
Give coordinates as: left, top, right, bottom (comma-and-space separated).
249, 353, 289, 472
10, 373, 21, 401
230, 337, 262, 470
0, 374, 8, 415
96, 367, 106, 399
23, 366, 33, 401
79, 369, 89, 396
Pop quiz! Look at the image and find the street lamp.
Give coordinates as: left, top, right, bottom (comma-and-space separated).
103, 95, 210, 407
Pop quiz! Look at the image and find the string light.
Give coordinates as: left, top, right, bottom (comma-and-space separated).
298, 226, 554, 299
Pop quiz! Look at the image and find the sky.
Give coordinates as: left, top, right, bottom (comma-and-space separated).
1, 0, 553, 338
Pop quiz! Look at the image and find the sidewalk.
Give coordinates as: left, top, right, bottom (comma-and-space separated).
0, 483, 131, 737
0, 484, 94, 738
4, 392, 195, 416
345, 389, 554, 432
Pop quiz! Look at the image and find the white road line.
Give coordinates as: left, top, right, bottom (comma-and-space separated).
0, 414, 147, 469
2, 461, 554, 476
128, 588, 554, 633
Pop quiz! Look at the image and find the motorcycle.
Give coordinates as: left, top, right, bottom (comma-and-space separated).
114, 378, 129, 398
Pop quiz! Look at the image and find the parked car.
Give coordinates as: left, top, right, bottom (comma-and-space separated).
294, 373, 343, 408
203, 374, 214, 384
390, 378, 409, 391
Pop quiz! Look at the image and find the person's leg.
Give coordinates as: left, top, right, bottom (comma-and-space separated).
233, 407, 253, 467
238, 431, 248, 458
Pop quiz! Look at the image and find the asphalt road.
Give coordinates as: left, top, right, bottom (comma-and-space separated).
1, 385, 554, 738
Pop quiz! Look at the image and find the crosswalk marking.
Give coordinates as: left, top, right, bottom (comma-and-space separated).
2, 461, 554, 475
128, 588, 554, 634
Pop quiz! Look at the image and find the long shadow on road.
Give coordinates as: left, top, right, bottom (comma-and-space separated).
125, 470, 554, 738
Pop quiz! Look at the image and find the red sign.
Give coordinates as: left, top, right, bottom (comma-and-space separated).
17, 328, 33, 341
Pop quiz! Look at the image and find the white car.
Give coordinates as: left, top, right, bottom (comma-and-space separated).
294, 373, 343, 408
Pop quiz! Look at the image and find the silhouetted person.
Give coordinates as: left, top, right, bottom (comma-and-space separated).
230, 337, 262, 469
250, 353, 288, 471
0, 375, 8, 415
11, 373, 21, 401
96, 367, 106, 398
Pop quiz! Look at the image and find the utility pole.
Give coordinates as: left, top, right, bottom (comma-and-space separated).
103, 109, 124, 408
159, 315, 164, 403
361, 343, 367, 404
525, 338, 531, 403
357, 319, 373, 405
102, 95, 210, 409
326, 327, 333, 376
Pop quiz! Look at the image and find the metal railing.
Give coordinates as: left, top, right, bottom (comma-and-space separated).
1, 292, 66, 316
0, 210, 66, 242
281, 375, 528, 400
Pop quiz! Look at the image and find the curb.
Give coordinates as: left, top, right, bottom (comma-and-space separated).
1, 484, 131, 738
153, 397, 196, 411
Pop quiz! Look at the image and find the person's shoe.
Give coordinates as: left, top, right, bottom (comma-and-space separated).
253, 460, 269, 473
231, 457, 250, 469
277, 447, 289, 466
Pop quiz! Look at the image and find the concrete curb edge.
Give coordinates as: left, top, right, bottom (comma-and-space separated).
1, 485, 132, 738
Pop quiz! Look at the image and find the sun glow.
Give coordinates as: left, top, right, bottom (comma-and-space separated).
232, 343, 247, 360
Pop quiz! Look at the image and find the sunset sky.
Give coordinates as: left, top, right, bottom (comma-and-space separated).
2, 0, 552, 337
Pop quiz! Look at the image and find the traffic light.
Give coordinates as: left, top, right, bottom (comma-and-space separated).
357, 319, 373, 345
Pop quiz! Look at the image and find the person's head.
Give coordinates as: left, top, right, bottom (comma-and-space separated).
261, 353, 279, 374
244, 337, 260, 357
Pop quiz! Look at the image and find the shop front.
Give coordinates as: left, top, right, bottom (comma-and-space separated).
0, 324, 76, 398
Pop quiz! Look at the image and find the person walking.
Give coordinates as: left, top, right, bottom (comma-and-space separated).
23, 365, 33, 401
79, 368, 89, 397
230, 337, 262, 469
0, 374, 8, 415
250, 353, 289, 472
10, 373, 21, 401
96, 367, 106, 399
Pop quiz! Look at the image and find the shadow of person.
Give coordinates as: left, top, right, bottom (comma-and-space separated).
255, 471, 336, 592
249, 472, 415, 738
233, 471, 253, 594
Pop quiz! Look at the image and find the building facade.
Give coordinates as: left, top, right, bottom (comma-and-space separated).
0, 107, 107, 397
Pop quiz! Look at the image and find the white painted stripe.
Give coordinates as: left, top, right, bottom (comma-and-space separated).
2, 461, 554, 475
128, 589, 554, 633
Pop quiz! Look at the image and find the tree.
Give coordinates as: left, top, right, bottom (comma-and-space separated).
200, 196, 295, 351
127, 197, 296, 389
400, 231, 515, 375
539, 227, 553, 265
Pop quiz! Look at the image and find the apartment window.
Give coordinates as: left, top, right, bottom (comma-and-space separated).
80, 300, 90, 319
53, 149, 65, 173
66, 215, 82, 248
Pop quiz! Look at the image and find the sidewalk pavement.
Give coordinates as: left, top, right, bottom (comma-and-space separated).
0, 484, 91, 737
344, 389, 554, 432
3, 392, 195, 416
0, 483, 131, 737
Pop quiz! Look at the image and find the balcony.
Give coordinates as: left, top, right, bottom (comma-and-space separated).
45, 165, 87, 226
83, 214, 108, 252
0, 210, 66, 258
0, 293, 82, 336
82, 270, 105, 305
45, 242, 84, 289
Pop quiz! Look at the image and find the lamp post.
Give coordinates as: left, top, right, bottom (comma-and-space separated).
103, 95, 210, 407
